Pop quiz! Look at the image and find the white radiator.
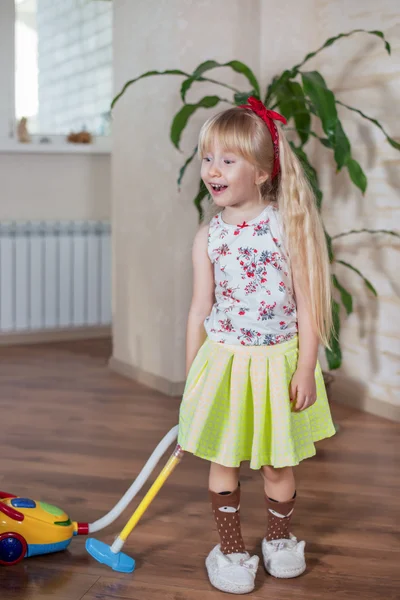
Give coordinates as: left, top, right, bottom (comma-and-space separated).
0, 221, 111, 333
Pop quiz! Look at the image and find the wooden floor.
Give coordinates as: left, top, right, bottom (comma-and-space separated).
0, 338, 399, 600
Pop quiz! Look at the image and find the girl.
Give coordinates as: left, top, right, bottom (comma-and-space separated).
178, 97, 336, 594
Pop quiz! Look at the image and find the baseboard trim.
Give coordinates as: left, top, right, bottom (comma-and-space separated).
331, 377, 400, 422
109, 355, 185, 397
0, 326, 111, 345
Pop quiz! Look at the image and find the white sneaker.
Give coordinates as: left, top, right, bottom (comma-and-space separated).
262, 533, 306, 578
205, 544, 259, 594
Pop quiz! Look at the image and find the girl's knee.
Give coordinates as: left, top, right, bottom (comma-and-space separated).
209, 462, 240, 493
210, 462, 240, 476
260, 465, 292, 483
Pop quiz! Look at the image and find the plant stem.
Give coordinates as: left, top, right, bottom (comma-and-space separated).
336, 100, 400, 150
200, 77, 241, 94
332, 229, 400, 240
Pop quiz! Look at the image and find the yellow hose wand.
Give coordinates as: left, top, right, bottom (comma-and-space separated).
86, 443, 184, 572
115, 444, 184, 547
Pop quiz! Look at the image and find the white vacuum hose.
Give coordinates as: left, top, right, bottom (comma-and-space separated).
88, 424, 179, 533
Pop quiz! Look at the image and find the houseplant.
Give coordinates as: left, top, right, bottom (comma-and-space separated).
111, 29, 400, 375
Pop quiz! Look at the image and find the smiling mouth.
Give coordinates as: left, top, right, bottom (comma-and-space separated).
210, 183, 228, 192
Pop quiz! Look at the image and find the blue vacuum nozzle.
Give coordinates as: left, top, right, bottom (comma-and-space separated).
85, 538, 135, 573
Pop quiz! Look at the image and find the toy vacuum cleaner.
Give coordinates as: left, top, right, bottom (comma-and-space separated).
0, 425, 181, 573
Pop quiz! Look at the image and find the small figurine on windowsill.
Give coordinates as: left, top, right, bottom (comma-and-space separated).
17, 117, 31, 143
67, 130, 93, 144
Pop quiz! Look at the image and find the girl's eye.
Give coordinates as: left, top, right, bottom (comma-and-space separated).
224, 160, 234, 164
203, 157, 211, 162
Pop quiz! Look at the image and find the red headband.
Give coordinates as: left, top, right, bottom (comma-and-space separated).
239, 96, 287, 180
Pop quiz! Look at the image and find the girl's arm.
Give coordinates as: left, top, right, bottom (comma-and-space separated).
186, 225, 215, 376
294, 268, 319, 372
290, 264, 319, 411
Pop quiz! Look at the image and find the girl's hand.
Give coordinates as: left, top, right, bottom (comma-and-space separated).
289, 367, 317, 412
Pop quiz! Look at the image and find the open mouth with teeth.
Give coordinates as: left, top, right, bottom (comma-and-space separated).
210, 183, 228, 194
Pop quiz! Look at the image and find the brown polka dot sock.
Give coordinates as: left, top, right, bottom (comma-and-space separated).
265, 492, 296, 541
210, 485, 246, 554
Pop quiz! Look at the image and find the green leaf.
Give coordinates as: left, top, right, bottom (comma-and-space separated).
234, 91, 256, 105
286, 128, 323, 145
334, 121, 351, 171
346, 158, 367, 194
179, 76, 240, 102
275, 81, 296, 119
193, 180, 209, 222
294, 111, 311, 144
308, 103, 318, 116
181, 60, 260, 103
368, 30, 391, 54
293, 91, 366, 192
294, 29, 391, 72
288, 128, 333, 151
337, 260, 377, 296
315, 188, 323, 211
265, 30, 392, 110
177, 146, 198, 187
325, 230, 334, 263
332, 274, 353, 315
292, 90, 366, 192
170, 96, 224, 149
336, 100, 400, 151
276, 81, 311, 145
289, 142, 324, 210
325, 300, 342, 370
320, 138, 333, 148
111, 69, 188, 109
301, 72, 338, 142
264, 71, 292, 106
264, 75, 280, 106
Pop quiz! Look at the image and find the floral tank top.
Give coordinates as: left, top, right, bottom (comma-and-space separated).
204, 204, 298, 346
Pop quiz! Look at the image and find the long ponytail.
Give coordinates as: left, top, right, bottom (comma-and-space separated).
276, 129, 332, 347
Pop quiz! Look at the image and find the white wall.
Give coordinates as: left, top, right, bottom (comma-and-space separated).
259, 0, 319, 90
112, 0, 260, 387
310, 0, 400, 418
112, 0, 399, 418
0, 152, 111, 221
260, 0, 400, 419
0, 0, 15, 139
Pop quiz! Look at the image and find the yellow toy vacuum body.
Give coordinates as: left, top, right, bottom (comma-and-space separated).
1, 425, 181, 571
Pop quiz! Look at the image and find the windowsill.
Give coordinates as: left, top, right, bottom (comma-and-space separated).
0, 137, 112, 155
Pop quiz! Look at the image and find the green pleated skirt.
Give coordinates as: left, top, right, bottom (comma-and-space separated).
178, 336, 336, 469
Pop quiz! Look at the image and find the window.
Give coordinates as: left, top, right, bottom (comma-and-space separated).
15, 0, 112, 136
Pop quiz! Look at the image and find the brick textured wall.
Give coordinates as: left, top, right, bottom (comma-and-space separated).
36, 0, 112, 135
313, 1, 400, 415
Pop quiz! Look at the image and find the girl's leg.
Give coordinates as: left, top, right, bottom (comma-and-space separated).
260, 465, 306, 578
209, 461, 240, 493
209, 462, 245, 554
206, 463, 259, 593
261, 465, 296, 541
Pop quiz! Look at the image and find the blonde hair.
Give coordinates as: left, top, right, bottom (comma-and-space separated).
198, 107, 333, 347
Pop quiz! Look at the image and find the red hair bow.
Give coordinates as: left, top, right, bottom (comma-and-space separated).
239, 96, 287, 180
